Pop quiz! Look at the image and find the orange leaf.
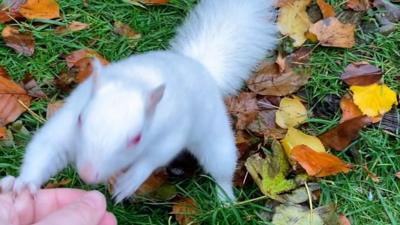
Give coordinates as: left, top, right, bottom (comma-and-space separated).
0, 76, 32, 126
0, 127, 7, 139
55, 21, 89, 34
316, 0, 336, 18
309, 17, 355, 48
19, 0, 60, 20
340, 94, 363, 123
45, 178, 72, 189
1, 25, 35, 56
171, 198, 198, 225
319, 116, 372, 151
0, 66, 9, 79
347, 0, 370, 11
290, 145, 351, 177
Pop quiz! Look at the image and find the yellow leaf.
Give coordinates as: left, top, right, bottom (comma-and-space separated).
277, 0, 312, 47
281, 127, 326, 157
351, 84, 398, 117
275, 96, 308, 129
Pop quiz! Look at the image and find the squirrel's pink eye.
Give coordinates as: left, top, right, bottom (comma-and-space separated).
128, 133, 141, 149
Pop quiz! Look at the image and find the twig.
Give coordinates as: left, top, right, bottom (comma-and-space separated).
17, 99, 46, 124
234, 195, 268, 206
305, 181, 314, 224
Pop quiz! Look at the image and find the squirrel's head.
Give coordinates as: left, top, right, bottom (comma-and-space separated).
75, 58, 165, 184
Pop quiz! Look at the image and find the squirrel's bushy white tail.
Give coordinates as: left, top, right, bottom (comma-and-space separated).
170, 0, 277, 95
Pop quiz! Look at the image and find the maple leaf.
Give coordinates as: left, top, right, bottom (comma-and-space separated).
316, 0, 336, 18
290, 145, 352, 177
309, 17, 356, 48
1, 25, 35, 56
347, 0, 371, 11
275, 96, 308, 129
171, 198, 198, 225
281, 127, 326, 157
351, 83, 398, 117
19, 0, 60, 20
277, 0, 312, 47
341, 62, 382, 86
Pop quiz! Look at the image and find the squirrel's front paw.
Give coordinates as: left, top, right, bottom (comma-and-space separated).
111, 174, 138, 204
0, 175, 39, 194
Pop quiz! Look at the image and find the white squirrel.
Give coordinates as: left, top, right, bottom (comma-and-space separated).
0, 0, 277, 202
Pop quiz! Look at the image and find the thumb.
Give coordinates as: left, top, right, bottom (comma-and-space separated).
34, 191, 107, 225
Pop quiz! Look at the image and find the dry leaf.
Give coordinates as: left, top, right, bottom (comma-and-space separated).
46, 100, 64, 119
363, 165, 380, 183
309, 17, 356, 48
171, 198, 198, 225
0, 0, 24, 23
319, 116, 372, 151
351, 84, 398, 117
113, 21, 141, 40
0, 127, 7, 139
65, 49, 108, 68
339, 214, 352, 225
277, 0, 312, 47
225, 92, 259, 130
125, 0, 169, 5
373, 0, 400, 22
281, 127, 326, 157
247, 110, 287, 140
45, 178, 72, 189
272, 204, 324, 225
347, 0, 370, 11
0, 76, 31, 126
317, 0, 336, 18
247, 61, 310, 96
0, 66, 9, 79
290, 145, 351, 177
2, 25, 35, 56
340, 94, 363, 123
22, 74, 47, 98
380, 107, 400, 133
19, 0, 60, 20
341, 62, 382, 86
275, 96, 308, 129
55, 21, 89, 34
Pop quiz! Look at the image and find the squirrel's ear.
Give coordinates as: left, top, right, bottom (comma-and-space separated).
147, 84, 165, 113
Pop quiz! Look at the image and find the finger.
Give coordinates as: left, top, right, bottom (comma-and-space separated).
0, 195, 18, 225
13, 190, 34, 225
99, 212, 117, 225
33, 191, 107, 225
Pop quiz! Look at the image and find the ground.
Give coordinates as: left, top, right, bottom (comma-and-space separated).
0, 0, 399, 224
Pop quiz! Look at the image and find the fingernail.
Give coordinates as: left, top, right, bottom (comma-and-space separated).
81, 191, 105, 209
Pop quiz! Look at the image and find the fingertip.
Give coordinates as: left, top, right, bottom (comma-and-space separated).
81, 191, 107, 211
99, 212, 118, 225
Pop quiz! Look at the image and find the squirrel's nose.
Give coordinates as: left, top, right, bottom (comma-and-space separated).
79, 163, 99, 184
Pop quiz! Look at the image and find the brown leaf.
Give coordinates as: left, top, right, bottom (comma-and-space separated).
319, 116, 372, 151
341, 62, 382, 86
309, 17, 356, 48
45, 178, 72, 189
65, 49, 108, 68
347, 0, 371, 11
135, 169, 169, 196
0, 127, 7, 139
127, 0, 169, 5
380, 107, 400, 133
46, 100, 64, 119
19, 0, 60, 20
247, 61, 310, 96
225, 92, 259, 130
113, 21, 141, 40
317, 0, 336, 18
247, 110, 287, 139
0, 66, 9, 79
171, 198, 198, 225
2, 25, 35, 56
22, 74, 47, 98
363, 165, 380, 183
290, 145, 352, 177
339, 214, 352, 225
0, 0, 24, 23
340, 94, 363, 123
0, 76, 32, 126
55, 21, 89, 34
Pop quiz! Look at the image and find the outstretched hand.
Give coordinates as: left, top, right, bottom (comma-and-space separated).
0, 188, 117, 225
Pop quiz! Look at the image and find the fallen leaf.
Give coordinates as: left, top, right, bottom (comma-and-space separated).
45, 178, 72, 189
290, 145, 352, 177
351, 84, 398, 117
277, 0, 312, 47
65, 49, 108, 68
55, 21, 89, 34
0, 66, 9, 79
1, 25, 35, 56
124, 0, 169, 6
373, 0, 400, 22
113, 21, 141, 40
272, 204, 324, 225
363, 165, 380, 183
225, 92, 259, 130
395, 172, 400, 179
22, 74, 47, 98
380, 107, 400, 133
275, 96, 308, 129
245, 141, 297, 201
309, 17, 356, 48
46, 100, 64, 119
347, 0, 371, 11
319, 116, 372, 151
0, 127, 7, 139
135, 169, 169, 196
171, 198, 198, 225
339, 214, 352, 225
341, 62, 383, 86
0, 76, 32, 126
19, 0, 60, 20
0, 0, 24, 23
280, 184, 320, 204
281, 127, 326, 157
340, 94, 363, 123
317, 0, 336, 18
247, 61, 310, 96
247, 109, 287, 140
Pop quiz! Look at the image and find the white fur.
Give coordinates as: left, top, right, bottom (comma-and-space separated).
0, 0, 277, 202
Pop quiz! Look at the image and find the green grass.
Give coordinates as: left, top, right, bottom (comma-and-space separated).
1, 0, 400, 224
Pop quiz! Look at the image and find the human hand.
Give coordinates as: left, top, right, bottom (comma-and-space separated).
0, 188, 117, 225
